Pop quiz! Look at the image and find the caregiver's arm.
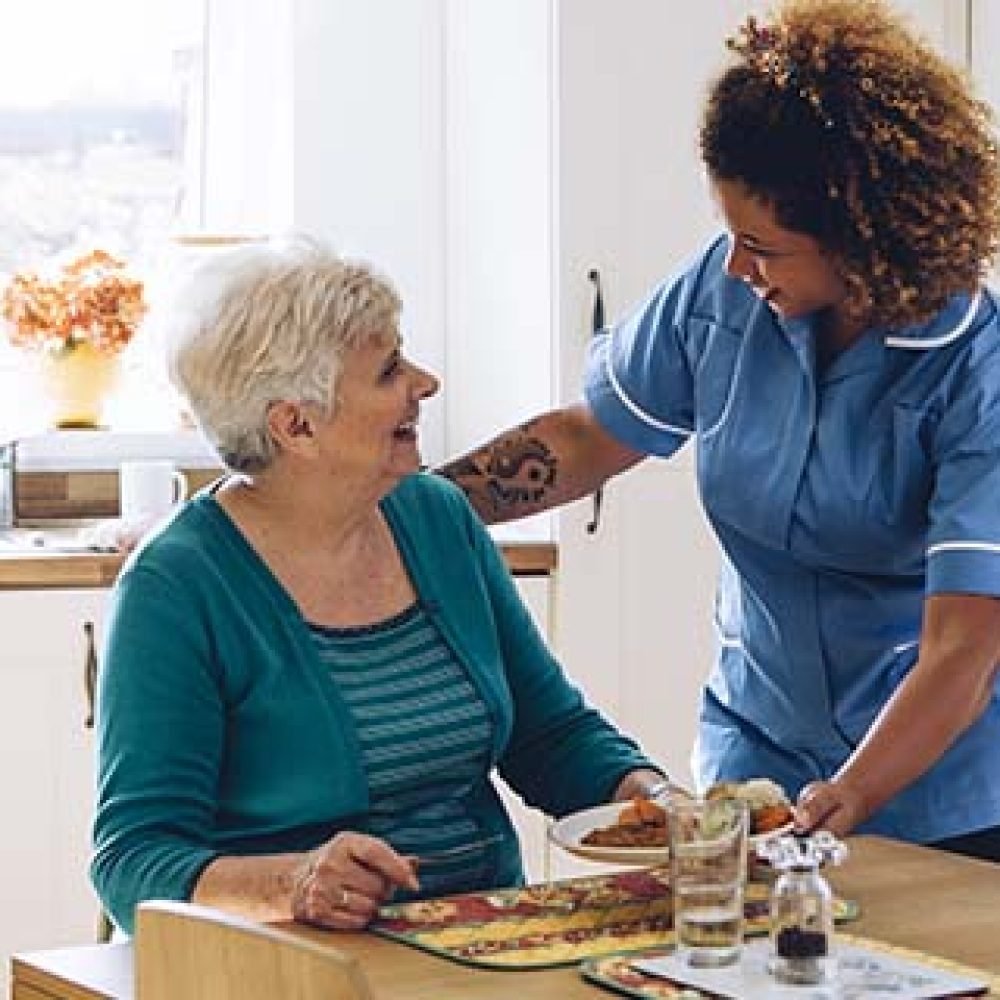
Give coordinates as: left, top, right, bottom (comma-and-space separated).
436, 403, 642, 524
796, 593, 1000, 835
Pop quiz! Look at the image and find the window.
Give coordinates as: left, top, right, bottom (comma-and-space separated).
0, 0, 206, 437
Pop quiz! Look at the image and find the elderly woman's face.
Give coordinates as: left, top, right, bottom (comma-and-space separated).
318, 330, 439, 487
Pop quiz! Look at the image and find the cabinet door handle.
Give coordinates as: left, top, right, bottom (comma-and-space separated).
586, 268, 606, 535
83, 619, 98, 729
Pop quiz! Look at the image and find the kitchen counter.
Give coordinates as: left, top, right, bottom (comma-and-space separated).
6, 467, 557, 589
0, 540, 557, 590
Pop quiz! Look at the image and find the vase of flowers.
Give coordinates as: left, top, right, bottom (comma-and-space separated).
1, 249, 146, 428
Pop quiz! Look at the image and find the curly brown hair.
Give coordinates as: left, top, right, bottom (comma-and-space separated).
699, 0, 1000, 329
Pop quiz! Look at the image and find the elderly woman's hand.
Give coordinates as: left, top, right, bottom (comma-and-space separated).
612, 768, 693, 803
794, 778, 868, 838
291, 832, 420, 930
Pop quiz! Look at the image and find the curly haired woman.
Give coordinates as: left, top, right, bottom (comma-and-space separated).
439, 0, 1000, 859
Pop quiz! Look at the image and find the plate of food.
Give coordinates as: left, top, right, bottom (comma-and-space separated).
548, 778, 795, 866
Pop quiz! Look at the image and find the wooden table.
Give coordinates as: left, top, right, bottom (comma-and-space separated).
11, 836, 1000, 999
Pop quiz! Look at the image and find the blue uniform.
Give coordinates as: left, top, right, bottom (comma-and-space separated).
585, 236, 1000, 843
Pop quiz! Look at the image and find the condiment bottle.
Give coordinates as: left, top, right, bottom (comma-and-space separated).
758, 832, 847, 986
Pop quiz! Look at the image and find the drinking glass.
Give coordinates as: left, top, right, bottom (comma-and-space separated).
669, 796, 748, 967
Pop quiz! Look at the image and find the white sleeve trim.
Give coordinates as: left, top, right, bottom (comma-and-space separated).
604, 348, 694, 437
927, 540, 1000, 557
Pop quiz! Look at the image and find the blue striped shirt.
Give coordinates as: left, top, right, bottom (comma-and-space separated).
309, 603, 497, 897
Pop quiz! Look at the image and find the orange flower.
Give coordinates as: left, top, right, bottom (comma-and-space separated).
1, 250, 146, 356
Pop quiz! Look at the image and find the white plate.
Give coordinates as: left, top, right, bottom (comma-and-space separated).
548, 803, 669, 865
548, 802, 794, 866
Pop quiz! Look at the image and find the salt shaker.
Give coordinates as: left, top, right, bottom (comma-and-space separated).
759, 832, 847, 986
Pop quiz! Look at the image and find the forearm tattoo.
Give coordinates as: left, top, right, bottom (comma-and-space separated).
438, 420, 559, 517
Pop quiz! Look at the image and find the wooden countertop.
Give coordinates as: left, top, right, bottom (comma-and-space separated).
0, 541, 557, 590
11, 836, 1000, 999
6, 468, 557, 589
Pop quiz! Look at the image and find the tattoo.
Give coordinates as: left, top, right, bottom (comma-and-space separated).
482, 430, 557, 512
437, 419, 559, 519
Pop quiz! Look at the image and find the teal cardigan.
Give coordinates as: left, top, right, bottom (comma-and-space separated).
91, 472, 656, 932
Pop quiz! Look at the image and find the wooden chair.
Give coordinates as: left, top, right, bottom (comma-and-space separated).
134, 900, 373, 999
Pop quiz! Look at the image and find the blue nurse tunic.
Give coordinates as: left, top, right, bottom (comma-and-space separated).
585, 236, 1000, 843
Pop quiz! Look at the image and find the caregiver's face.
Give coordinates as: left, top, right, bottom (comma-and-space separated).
712, 177, 847, 320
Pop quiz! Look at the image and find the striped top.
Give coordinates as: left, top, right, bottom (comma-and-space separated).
309, 602, 498, 898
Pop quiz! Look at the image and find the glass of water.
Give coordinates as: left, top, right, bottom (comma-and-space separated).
669, 796, 749, 967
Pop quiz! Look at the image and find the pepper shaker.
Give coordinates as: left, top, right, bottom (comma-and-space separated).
759, 832, 847, 986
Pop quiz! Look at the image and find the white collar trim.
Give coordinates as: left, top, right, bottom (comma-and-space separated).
884, 292, 981, 350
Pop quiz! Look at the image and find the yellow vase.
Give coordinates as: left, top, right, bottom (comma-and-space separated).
41, 342, 121, 429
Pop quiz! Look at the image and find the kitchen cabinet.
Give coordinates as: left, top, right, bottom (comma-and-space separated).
0, 590, 108, 999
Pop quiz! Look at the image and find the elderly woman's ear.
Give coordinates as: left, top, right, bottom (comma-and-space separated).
266, 400, 318, 455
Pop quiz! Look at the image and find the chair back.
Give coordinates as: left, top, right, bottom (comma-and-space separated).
135, 900, 372, 1000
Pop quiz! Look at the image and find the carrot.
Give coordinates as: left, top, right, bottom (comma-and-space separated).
753, 803, 793, 834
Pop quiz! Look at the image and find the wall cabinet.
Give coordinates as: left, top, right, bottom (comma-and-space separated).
0, 590, 108, 998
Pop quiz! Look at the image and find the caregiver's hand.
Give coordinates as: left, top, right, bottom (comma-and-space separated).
794, 779, 868, 838
291, 832, 420, 931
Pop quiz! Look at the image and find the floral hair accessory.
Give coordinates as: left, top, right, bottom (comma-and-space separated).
727, 15, 835, 130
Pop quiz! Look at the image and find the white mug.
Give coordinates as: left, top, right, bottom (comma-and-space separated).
119, 460, 188, 522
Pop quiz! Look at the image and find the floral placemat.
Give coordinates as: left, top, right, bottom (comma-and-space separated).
581, 933, 1000, 998
369, 868, 859, 970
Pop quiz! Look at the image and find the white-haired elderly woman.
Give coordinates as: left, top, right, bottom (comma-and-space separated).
90, 241, 669, 935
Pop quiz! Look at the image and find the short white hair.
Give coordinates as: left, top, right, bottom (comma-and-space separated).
165, 238, 401, 472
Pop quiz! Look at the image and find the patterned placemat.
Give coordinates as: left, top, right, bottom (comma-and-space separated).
581, 933, 1000, 998
369, 868, 859, 970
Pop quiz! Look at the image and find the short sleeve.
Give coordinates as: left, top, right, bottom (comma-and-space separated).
583, 257, 706, 458
926, 330, 1000, 596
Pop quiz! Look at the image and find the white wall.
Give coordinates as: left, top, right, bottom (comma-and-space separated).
894, 0, 969, 64
204, 0, 566, 471
970, 0, 1000, 284
290, 0, 448, 464
972, 0, 1000, 98
443, 1, 555, 458
205, 0, 451, 465
202, 0, 294, 234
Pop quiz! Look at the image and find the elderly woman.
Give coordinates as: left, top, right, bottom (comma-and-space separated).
90, 241, 668, 935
